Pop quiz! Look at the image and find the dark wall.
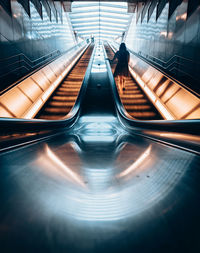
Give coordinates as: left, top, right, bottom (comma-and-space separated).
0, 0, 76, 92
125, 1, 200, 94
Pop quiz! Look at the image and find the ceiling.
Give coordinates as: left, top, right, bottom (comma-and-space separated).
69, 1, 132, 41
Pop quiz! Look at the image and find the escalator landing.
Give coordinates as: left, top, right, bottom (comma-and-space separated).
0, 115, 200, 252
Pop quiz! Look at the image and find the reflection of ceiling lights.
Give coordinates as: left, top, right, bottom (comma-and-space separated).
117, 145, 152, 178
46, 145, 85, 187
37, 142, 191, 221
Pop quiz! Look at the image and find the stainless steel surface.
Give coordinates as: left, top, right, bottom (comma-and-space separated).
0, 43, 200, 253
0, 115, 200, 252
125, 1, 200, 94
0, 1, 75, 92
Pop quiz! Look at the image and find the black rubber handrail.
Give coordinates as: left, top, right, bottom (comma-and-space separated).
0, 44, 95, 133
103, 44, 200, 136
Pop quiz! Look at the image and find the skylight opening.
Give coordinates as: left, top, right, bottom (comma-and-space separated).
72, 6, 127, 13
75, 26, 125, 32
78, 29, 122, 35
72, 16, 129, 23
70, 1, 130, 42
70, 11, 129, 19
72, 1, 127, 7
73, 21, 127, 27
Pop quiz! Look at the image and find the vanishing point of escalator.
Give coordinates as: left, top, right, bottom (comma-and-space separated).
104, 44, 162, 120
36, 45, 94, 120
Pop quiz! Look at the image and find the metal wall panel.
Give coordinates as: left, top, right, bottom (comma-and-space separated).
168, 0, 183, 19
0, 0, 12, 15
187, 0, 200, 18
156, 0, 168, 20
141, 0, 151, 22
17, 0, 30, 16
125, 1, 200, 94
31, 0, 43, 19
41, 0, 51, 20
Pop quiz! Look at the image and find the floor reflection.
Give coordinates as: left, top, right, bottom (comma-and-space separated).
1, 116, 199, 252
20, 116, 193, 221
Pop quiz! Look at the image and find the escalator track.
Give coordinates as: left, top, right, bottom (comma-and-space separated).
36, 45, 94, 120
104, 44, 162, 120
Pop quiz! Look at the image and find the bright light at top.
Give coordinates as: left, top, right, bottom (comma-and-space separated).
70, 1, 131, 42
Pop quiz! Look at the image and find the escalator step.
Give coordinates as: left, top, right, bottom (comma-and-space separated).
105, 44, 162, 120
124, 105, 152, 110
57, 88, 80, 92
36, 45, 94, 119
55, 91, 78, 96
129, 111, 157, 118
43, 106, 73, 113
48, 97, 76, 107
121, 94, 144, 99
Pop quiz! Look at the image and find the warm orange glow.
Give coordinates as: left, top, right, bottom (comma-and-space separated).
24, 99, 43, 119
0, 88, 32, 118
159, 133, 200, 142
0, 45, 88, 119
168, 32, 173, 39
129, 66, 175, 120
160, 31, 167, 37
111, 42, 200, 120
176, 13, 187, 21
155, 100, 175, 120
165, 89, 200, 119
144, 85, 156, 102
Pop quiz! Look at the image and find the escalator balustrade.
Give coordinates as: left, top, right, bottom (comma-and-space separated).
36, 45, 94, 120
104, 45, 162, 120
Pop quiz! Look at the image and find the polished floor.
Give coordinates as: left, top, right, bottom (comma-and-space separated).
0, 44, 200, 253
0, 116, 200, 252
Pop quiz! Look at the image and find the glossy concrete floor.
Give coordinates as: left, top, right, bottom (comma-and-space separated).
0, 45, 200, 253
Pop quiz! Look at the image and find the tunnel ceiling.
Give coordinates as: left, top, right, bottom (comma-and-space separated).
69, 1, 132, 41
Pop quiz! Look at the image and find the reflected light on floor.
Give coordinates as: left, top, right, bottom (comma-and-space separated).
31, 141, 193, 222
117, 145, 152, 178
45, 145, 85, 187
78, 116, 119, 142
79, 116, 117, 123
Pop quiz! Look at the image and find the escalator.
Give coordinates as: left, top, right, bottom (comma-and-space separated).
104, 44, 162, 120
0, 43, 200, 253
36, 45, 94, 120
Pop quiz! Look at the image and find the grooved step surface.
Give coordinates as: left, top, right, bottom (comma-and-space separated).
36, 45, 94, 120
104, 44, 162, 120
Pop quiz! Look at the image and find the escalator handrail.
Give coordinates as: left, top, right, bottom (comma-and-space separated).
0, 44, 96, 132
103, 45, 200, 136
110, 41, 200, 99
0, 41, 87, 96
